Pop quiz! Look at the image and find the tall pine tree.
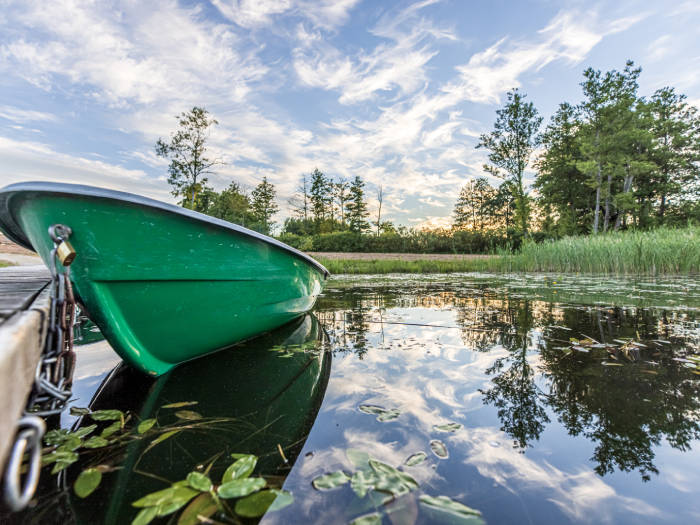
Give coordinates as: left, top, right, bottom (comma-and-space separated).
346, 176, 370, 233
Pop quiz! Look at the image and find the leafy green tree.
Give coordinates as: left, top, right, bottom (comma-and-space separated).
156, 107, 221, 209
333, 178, 350, 229
208, 182, 254, 226
647, 87, 700, 224
310, 168, 332, 224
251, 177, 279, 234
346, 175, 370, 233
478, 89, 542, 234
535, 103, 590, 235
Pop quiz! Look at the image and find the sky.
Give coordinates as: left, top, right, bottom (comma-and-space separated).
1, 0, 699, 230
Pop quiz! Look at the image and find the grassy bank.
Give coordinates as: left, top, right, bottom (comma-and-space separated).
318, 226, 700, 276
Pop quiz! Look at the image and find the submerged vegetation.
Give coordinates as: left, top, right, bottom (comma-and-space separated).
321, 226, 700, 275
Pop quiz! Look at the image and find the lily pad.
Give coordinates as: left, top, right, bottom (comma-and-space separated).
430, 440, 448, 459
433, 423, 463, 433
74, 468, 102, 498
350, 470, 378, 498
404, 452, 427, 466
369, 459, 418, 496
359, 404, 400, 422
132, 485, 198, 509
267, 489, 294, 512
234, 490, 278, 518
132, 506, 158, 525
90, 409, 124, 421
312, 470, 351, 490
218, 477, 266, 498
419, 495, 482, 522
350, 512, 383, 525
347, 448, 371, 469
222, 454, 257, 482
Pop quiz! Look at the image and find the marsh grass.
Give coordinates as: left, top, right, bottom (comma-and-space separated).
319, 226, 700, 276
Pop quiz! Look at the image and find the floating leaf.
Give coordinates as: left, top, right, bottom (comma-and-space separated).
58, 435, 82, 451
101, 421, 122, 438
138, 419, 156, 434
312, 471, 351, 490
404, 452, 427, 466
186, 472, 212, 492
72, 424, 97, 439
430, 440, 448, 459
150, 430, 180, 448
74, 468, 102, 498
601, 362, 623, 367
162, 401, 198, 409
350, 512, 383, 525
175, 410, 202, 421
358, 404, 400, 422
83, 436, 109, 449
70, 407, 91, 416
222, 454, 257, 483
44, 429, 70, 446
347, 448, 371, 469
369, 459, 418, 497
433, 423, 462, 433
350, 470, 377, 498
132, 485, 198, 508
419, 495, 482, 520
177, 493, 218, 525
234, 490, 278, 518
267, 489, 294, 512
132, 506, 158, 525
43, 450, 79, 474
90, 409, 124, 421
218, 477, 266, 499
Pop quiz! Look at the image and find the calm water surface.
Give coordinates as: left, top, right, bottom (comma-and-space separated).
13, 273, 700, 524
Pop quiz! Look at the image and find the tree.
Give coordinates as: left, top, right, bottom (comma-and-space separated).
251, 177, 279, 234
208, 182, 254, 226
156, 107, 221, 209
333, 178, 350, 229
309, 168, 333, 225
346, 176, 370, 233
374, 184, 383, 236
535, 102, 590, 235
453, 179, 477, 230
478, 89, 542, 234
289, 174, 310, 221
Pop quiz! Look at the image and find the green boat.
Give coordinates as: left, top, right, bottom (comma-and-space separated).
0, 182, 329, 376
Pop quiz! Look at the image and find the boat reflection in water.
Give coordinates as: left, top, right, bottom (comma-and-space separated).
70, 314, 330, 525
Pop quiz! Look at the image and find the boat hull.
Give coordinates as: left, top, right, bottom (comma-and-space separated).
0, 183, 328, 376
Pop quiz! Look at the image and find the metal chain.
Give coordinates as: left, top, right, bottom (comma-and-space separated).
25, 224, 77, 417
3, 225, 78, 511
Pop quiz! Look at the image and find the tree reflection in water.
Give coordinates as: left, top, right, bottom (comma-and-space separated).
321, 282, 700, 481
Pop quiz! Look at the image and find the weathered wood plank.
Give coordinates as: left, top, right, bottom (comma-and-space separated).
0, 266, 51, 474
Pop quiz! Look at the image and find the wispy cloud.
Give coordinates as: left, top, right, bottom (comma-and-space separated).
0, 105, 57, 124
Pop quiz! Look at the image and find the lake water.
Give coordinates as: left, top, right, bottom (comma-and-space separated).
8, 273, 700, 524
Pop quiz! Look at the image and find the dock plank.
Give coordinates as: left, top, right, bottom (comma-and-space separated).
0, 265, 51, 473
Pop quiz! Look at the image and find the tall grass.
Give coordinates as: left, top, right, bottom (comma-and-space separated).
510, 226, 700, 275
318, 226, 700, 275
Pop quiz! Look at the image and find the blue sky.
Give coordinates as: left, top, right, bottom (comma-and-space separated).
1, 0, 699, 229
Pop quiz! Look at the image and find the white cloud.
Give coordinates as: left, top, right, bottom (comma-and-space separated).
0, 105, 57, 124
212, 0, 361, 30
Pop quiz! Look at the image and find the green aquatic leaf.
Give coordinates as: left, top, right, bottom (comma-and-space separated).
43, 450, 79, 474
347, 448, 371, 469
174, 410, 202, 421
312, 471, 351, 490
369, 459, 418, 497
101, 421, 122, 438
137, 418, 157, 434
430, 440, 448, 459
177, 493, 218, 525
44, 429, 70, 446
186, 471, 212, 492
74, 468, 102, 498
350, 512, 383, 525
132, 485, 198, 508
234, 490, 278, 518
433, 423, 463, 433
358, 404, 400, 422
267, 489, 294, 512
72, 424, 98, 439
218, 477, 266, 499
350, 470, 377, 498
161, 401, 198, 409
83, 436, 109, 449
131, 506, 158, 525
222, 454, 257, 482
149, 430, 180, 448
90, 409, 124, 421
69, 406, 91, 416
419, 495, 482, 520
58, 435, 82, 452
404, 452, 427, 466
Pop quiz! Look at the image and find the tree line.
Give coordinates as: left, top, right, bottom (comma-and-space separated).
157, 60, 699, 253
458, 60, 700, 238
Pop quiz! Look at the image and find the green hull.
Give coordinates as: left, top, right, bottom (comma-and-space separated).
0, 182, 328, 375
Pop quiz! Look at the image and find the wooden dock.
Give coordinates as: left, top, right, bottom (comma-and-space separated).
0, 265, 50, 473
